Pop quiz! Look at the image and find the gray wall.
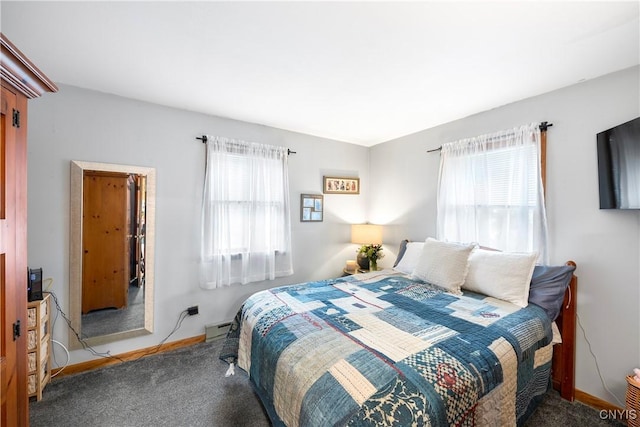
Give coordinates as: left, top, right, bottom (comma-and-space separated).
27, 67, 639, 407
26, 84, 371, 364
369, 66, 640, 406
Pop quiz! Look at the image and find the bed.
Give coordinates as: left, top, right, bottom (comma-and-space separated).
220, 238, 577, 426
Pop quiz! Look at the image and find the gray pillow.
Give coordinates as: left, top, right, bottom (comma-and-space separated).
393, 240, 409, 267
528, 264, 576, 321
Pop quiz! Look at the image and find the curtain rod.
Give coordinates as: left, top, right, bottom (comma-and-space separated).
426, 121, 553, 153
196, 135, 297, 155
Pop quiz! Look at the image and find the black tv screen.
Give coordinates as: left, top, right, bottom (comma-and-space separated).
597, 117, 640, 209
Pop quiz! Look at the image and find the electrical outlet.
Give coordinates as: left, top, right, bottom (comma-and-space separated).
187, 305, 199, 316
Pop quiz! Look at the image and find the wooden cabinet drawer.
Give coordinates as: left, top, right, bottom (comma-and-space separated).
27, 330, 37, 351
27, 352, 36, 373
27, 374, 37, 395
27, 307, 37, 328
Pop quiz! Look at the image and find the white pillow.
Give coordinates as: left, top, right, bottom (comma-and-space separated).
411, 238, 475, 294
394, 242, 424, 274
463, 249, 538, 308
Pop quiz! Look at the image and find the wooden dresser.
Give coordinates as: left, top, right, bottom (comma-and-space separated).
26, 293, 51, 400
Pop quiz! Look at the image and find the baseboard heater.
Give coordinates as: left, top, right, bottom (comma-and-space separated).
205, 321, 232, 342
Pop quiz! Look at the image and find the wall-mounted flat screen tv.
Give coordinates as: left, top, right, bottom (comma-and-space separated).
597, 117, 640, 209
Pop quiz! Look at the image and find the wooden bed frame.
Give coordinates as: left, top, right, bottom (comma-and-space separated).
542, 128, 576, 400
551, 260, 577, 401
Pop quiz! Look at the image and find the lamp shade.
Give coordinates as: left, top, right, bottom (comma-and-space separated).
351, 224, 383, 245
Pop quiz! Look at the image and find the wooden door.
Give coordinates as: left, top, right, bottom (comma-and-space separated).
0, 83, 28, 427
82, 171, 131, 314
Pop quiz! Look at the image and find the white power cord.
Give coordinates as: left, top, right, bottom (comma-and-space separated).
51, 339, 70, 378
42, 280, 71, 378
576, 312, 625, 407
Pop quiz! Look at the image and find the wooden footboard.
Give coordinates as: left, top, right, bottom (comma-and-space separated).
551, 260, 577, 401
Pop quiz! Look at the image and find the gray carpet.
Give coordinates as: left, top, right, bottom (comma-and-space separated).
30, 340, 624, 426
81, 284, 145, 338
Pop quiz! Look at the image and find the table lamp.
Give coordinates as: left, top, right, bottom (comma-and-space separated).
351, 224, 383, 270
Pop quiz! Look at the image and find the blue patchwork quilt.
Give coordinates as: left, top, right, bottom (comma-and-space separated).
220, 270, 553, 426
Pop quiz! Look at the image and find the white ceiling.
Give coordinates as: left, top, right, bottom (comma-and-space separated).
2, 1, 639, 146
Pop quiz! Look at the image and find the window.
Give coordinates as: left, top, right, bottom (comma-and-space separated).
436, 123, 548, 263
200, 137, 293, 288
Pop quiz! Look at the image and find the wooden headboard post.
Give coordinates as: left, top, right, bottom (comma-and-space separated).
551, 260, 577, 401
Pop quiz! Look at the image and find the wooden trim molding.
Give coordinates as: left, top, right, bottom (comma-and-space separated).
576, 388, 625, 413
1, 33, 58, 99
51, 335, 206, 379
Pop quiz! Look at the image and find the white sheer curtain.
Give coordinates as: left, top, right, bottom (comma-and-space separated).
199, 136, 293, 289
436, 123, 549, 263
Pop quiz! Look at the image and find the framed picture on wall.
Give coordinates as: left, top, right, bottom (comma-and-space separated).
300, 194, 323, 222
323, 176, 360, 194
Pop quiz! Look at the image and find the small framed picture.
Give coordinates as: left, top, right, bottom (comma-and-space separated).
323, 176, 360, 194
300, 194, 323, 222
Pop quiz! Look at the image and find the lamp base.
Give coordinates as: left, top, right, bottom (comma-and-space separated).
356, 252, 369, 270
